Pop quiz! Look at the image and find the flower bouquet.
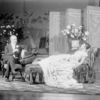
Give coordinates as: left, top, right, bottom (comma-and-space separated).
61, 24, 89, 41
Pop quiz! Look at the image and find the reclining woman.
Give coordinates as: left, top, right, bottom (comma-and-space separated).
35, 43, 90, 88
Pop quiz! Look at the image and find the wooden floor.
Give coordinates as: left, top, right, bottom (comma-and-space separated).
0, 75, 100, 95
0, 91, 100, 100
0, 74, 100, 100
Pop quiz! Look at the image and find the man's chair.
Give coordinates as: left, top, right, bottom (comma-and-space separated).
1, 50, 25, 81
11, 64, 25, 81
73, 47, 98, 83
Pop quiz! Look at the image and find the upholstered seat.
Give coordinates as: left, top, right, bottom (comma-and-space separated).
73, 47, 98, 83
24, 64, 44, 84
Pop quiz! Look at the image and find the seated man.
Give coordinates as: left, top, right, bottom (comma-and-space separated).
4, 35, 22, 81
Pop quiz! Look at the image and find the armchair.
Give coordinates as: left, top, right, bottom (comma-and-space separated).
73, 47, 98, 83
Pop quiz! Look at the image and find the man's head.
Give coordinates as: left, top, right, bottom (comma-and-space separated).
10, 35, 17, 45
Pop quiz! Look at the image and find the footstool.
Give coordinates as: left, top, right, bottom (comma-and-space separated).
24, 64, 44, 84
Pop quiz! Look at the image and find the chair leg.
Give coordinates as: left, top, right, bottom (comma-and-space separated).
1, 65, 5, 77
2, 67, 5, 77
20, 71, 25, 82
11, 73, 15, 81
29, 73, 33, 85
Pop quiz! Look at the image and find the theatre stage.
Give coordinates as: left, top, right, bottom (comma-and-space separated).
0, 75, 100, 95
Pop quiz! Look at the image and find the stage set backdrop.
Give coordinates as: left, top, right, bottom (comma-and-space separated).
0, 0, 99, 51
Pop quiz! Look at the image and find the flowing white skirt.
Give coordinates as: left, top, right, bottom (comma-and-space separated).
37, 54, 83, 89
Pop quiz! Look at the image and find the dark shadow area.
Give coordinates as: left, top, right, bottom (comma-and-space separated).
0, 90, 99, 100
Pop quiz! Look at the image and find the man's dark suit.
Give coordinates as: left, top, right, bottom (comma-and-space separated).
4, 43, 22, 79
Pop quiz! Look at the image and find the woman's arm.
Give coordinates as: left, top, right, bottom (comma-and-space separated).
78, 51, 88, 66
78, 56, 86, 65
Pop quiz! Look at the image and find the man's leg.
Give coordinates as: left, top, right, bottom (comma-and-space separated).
4, 56, 16, 80
8, 56, 17, 74
4, 63, 11, 81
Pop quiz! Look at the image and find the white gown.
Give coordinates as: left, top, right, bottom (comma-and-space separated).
37, 50, 88, 89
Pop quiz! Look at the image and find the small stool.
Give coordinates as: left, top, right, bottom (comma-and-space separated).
24, 64, 44, 84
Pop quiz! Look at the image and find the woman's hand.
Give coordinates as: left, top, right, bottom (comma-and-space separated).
78, 57, 86, 66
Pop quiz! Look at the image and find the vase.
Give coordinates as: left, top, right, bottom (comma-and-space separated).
71, 39, 79, 50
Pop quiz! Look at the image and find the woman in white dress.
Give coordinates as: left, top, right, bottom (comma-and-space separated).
37, 43, 89, 89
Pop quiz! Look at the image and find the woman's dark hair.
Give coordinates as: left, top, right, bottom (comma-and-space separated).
80, 39, 91, 49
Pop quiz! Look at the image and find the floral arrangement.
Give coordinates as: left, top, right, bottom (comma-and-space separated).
61, 24, 89, 41
0, 24, 16, 36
